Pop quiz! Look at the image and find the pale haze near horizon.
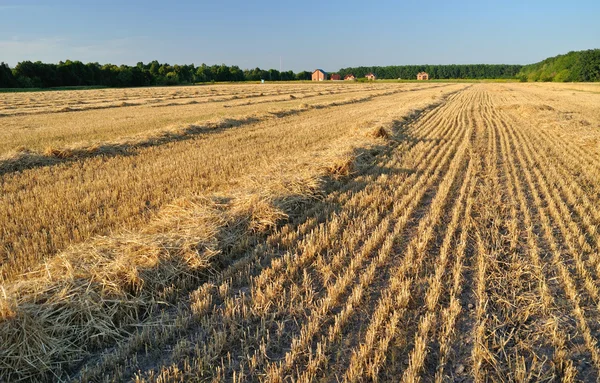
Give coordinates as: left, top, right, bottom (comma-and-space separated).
1, 0, 599, 72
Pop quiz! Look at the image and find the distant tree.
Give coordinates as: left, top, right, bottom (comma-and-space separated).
215, 64, 231, 81
195, 64, 212, 82
229, 65, 245, 81
158, 64, 170, 76
296, 71, 311, 80
149, 60, 160, 76
268, 69, 280, 81
280, 70, 295, 81
244, 67, 261, 81
518, 49, 600, 82
0, 62, 17, 87
164, 72, 179, 85
12, 61, 38, 87
577, 49, 600, 81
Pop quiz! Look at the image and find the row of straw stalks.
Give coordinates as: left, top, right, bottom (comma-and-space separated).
0, 92, 392, 176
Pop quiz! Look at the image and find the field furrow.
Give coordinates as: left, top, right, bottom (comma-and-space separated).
498, 95, 600, 380
121, 87, 473, 382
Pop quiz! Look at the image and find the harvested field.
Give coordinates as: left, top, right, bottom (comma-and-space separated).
0, 83, 440, 153
2, 82, 600, 381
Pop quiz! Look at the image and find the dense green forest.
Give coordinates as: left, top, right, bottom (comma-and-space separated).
517, 49, 600, 82
338, 64, 523, 80
338, 50, 600, 81
1, 49, 599, 88
0, 60, 313, 88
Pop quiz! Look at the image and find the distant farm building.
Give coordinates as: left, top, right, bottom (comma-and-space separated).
365, 73, 377, 80
330, 73, 341, 81
312, 69, 327, 81
417, 72, 429, 80
344, 74, 356, 81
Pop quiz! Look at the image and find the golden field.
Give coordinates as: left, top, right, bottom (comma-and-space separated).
2, 82, 600, 381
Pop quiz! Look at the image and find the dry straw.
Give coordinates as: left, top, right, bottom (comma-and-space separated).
0, 131, 349, 381
0, 174, 320, 381
0, 93, 393, 175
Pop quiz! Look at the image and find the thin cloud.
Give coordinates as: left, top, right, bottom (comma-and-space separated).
0, 37, 65, 64
0, 4, 45, 11
0, 36, 150, 66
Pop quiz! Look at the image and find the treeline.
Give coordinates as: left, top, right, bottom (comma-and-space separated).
517, 49, 600, 82
0, 60, 314, 88
2, 49, 599, 88
337, 64, 523, 80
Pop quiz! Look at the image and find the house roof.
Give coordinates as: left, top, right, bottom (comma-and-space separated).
313, 69, 327, 74
366, 73, 376, 76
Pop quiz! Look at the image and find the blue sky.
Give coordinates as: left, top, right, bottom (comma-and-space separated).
1, 0, 599, 71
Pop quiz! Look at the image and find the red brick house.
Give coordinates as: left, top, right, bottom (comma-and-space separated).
344, 74, 355, 81
330, 73, 341, 81
365, 73, 377, 80
417, 72, 429, 80
312, 69, 327, 81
